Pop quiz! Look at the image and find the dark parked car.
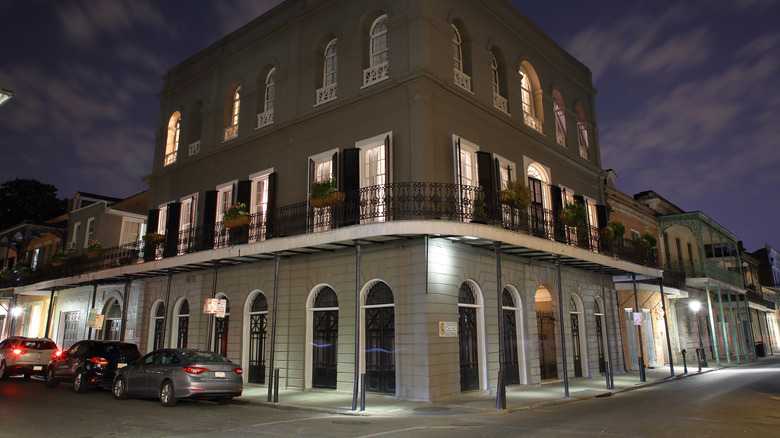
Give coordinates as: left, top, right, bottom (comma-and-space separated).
44, 340, 141, 393
0, 337, 59, 380
113, 349, 243, 406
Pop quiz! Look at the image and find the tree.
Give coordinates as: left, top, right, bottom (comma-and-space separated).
0, 178, 66, 230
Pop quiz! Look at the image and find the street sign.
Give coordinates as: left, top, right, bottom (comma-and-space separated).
204, 298, 228, 318
439, 321, 457, 337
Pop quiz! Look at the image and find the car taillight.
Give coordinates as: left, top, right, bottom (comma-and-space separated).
55, 351, 62, 357
232, 368, 243, 375
12, 348, 24, 355
89, 357, 109, 366
183, 366, 208, 375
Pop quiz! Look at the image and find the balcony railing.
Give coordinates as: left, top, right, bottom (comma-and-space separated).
257, 110, 273, 128
188, 141, 200, 157
223, 124, 238, 141
523, 111, 543, 134
2, 183, 659, 288
453, 68, 471, 92
493, 93, 508, 113
556, 130, 566, 147
315, 83, 337, 105
164, 151, 176, 166
363, 61, 389, 87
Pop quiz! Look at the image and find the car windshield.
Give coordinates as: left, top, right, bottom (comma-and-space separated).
182, 351, 230, 364
21, 340, 56, 350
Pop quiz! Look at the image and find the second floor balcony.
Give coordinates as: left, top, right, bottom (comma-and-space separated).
4, 183, 659, 288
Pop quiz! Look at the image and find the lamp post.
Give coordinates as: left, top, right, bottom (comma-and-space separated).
690, 300, 707, 371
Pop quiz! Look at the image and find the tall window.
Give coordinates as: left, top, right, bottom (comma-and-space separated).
179, 195, 197, 254
250, 171, 270, 242
70, 222, 81, 250
164, 111, 181, 166
84, 218, 95, 249
258, 69, 275, 128
224, 86, 241, 141
317, 39, 338, 105
519, 66, 542, 133
491, 54, 507, 113
576, 106, 589, 160
364, 15, 389, 87
175, 299, 189, 349
120, 219, 144, 245
553, 90, 566, 147
454, 137, 478, 188
216, 184, 234, 224
451, 24, 471, 91
358, 133, 391, 222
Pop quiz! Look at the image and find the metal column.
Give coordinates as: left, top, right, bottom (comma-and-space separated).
658, 279, 674, 378
632, 274, 646, 382
86, 282, 98, 340
600, 269, 613, 389
715, 285, 730, 363
352, 242, 362, 410
267, 252, 281, 402
554, 255, 569, 397
160, 270, 173, 349
705, 285, 720, 366
744, 293, 757, 359
44, 288, 56, 339
120, 276, 131, 342
494, 241, 506, 409
726, 291, 740, 361
206, 261, 220, 350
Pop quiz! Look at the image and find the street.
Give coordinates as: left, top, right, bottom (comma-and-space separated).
2, 358, 779, 437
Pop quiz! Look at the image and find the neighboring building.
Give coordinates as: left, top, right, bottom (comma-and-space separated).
10, 0, 661, 403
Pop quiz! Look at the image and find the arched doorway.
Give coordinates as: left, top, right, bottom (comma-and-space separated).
173, 299, 189, 348
247, 293, 268, 384
502, 287, 523, 385
213, 295, 230, 356
363, 281, 395, 394
535, 286, 557, 380
102, 298, 122, 341
311, 287, 338, 389
594, 298, 606, 374
150, 301, 165, 351
569, 297, 583, 377
458, 281, 483, 392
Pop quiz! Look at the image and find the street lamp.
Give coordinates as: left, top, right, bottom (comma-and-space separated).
0, 89, 13, 108
689, 300, 708, 371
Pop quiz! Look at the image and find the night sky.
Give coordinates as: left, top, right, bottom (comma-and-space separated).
1, 0, 778, 252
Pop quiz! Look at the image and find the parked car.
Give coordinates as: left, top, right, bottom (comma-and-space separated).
113, 349, 243, 406
0, 336, 59, 380
44, 340, 141, 393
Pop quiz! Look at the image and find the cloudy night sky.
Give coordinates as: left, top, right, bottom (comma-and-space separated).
1, 0, 778, 252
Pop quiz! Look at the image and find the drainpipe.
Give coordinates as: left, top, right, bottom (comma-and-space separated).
705, 284, 720, 366
267, 252, 281, 402
44, 288, 56, 339
352, 242, 362, 410
554, 255, 569, 397
632, 274, 646, 382
715, 284, 730, 363
494, 241, 506, 409
658, 278, 674, 378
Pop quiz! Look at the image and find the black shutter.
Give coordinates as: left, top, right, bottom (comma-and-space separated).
237, 180, 251, 206
308, 159, 315, 195
331, 151, 339, 189
573, 195, 585, 206
342, 148, 361, 226
384, 135, 391, 183
550, 185, 563, 214
202, 190, 218, 250
265, 173, 277, 237
455, 137, 462, 184
596, 205, 608, 229
164, 203, 181, 257
147, 210, 159, 234
476, 151, 495, 190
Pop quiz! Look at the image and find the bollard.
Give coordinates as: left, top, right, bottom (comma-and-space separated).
360, 373, 366, 411
273, 368, 279, 403
681, 349, 688, 374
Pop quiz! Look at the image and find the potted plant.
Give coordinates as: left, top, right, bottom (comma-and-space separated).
558, 201, 586, 227
223, 202, 250, 228
310, 179, 344, 208
13, 262, 30, 278
143, 232, 166, 244
87, 240, 103, 259
471, 189, 488, 223
602, 220, 626, 242
637, 232, 657, 252
499, 180, 532, 209
51, 249, 68, 267
0, 267, 12, 280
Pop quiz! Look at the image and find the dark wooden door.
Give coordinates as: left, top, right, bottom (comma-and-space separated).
537, 311, 558, 380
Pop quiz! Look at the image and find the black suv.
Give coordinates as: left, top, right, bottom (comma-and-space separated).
44, 340, 141, 393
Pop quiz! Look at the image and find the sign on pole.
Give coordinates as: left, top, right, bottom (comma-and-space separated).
633, 312, 643, 326
204, 298, 228, 318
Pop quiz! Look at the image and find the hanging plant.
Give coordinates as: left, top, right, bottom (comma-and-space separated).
558, 202, 586, 227
499, 180, 531, 209
603, 220, 625, 241
638, 231, 657, 252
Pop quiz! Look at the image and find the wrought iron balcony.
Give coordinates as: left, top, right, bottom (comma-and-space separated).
3, 183, 659, 288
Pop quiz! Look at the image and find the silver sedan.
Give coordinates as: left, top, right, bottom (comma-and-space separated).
112, 349, 243, 406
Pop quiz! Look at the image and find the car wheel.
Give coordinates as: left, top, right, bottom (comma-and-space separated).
160, 380, 177, 407
74, 369, 89, 394
113, 377, 128, 400
0, 361, 8, 380
216, 397, 233, 405
44, 366, 58, 388
23, 373, 31, 380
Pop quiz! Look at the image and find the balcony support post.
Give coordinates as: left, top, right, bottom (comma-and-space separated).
744, 293, 757, 359
160, 269, 173, 349
658, 278, 674, 377
632, 274, 646, 382
44, 288, 56, 339
206, 261, 219, 351
86, 282, 97, 340
726, 291, 740, 361
705, 284, 720, 366
735, 291, 748, 358
600, 268, 614, 389
352, 241, 362, 410
716, 284, 730, 363
267, 252, 281, 402
120, 276, 131, 341
494, 241, 506, 410
554, 255, 569, 397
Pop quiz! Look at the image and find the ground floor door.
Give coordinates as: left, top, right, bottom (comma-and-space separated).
312, 310, 338, 389
459, 306, 479, 391
248, 313, 267, 384
503, 308, 520, 385
537, 311, 558, 380
571, 313, 582, 377
595, 314, 606, 374
365, 306, 395, 394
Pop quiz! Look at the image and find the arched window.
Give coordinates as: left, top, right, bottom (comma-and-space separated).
151, 301, 165, 351
451, 24, 471, 91
519, 65, 542, 133
491, 52, 507, 113
258, 69, 275, 128
223, 85, 241, 141
103, 299, 122, 341
175, 299, 189, 348
576, 106, 590, 160
527, 162, 551, 236
364, 15, 389, 87
458, 281, 483, 392
247, 293, 268, 384
164, 111, 181, 166
317, 39, 338, 105
553, 90, 566, 147
363, 281, 395, 394
311, 286, 338, 389
501, 288, 523, 385
569, 296, 584, 378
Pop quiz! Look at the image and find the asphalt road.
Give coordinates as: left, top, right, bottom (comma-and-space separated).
2, 358, 779, 437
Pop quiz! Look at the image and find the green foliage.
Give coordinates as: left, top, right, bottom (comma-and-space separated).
310, 179, 337, 199
500, 180, 532, 209
87, 240, 103, 252
0, 178, 66, 230
51, 249, 68, 261
604, 220, 626, 241
638, 232, 657, 252
559, 201, 586, 226
222, 203, 248, 221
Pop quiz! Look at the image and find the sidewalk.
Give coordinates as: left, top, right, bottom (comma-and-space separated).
236, 363, 719, 417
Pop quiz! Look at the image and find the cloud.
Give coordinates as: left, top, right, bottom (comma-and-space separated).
213, 0, 285, 37
55, 0, 169, 48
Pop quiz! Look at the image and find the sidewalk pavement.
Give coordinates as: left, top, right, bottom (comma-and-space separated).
236, 363, 723, 417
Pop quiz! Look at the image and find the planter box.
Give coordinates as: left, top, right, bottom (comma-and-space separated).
224, 215, 251, 229
310, 191, 345, 208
